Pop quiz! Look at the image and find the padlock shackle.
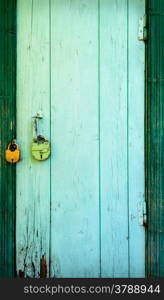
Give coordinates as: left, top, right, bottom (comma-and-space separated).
8, 142, 18, 150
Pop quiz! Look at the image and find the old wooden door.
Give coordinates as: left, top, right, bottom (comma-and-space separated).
16, 0, 145, 278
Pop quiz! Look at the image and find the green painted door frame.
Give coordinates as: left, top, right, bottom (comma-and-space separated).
0, 0, 163, 278
0, 0, 16, 278
146, 0, 164, 278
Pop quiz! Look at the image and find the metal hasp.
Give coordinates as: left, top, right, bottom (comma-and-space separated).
138, 15, 147, 41
32, 113, 51, 161
32, 111, 43, 140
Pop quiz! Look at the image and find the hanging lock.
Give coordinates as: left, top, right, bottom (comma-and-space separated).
31, 113, 51, 161
32, 135, 50, 161
5, 140, 20, 163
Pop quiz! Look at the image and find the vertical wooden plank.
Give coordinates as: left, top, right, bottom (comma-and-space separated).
146, 0, 164, 278
0, 0, 16, 278
100, 0, 129, 277
128, 0, 145, 277
50, 0, 100, 277
16, 0, 50, 277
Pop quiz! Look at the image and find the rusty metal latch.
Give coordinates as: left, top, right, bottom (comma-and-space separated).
138, 15, 147, 41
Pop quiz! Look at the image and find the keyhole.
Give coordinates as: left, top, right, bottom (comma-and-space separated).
40, 154, 43, 160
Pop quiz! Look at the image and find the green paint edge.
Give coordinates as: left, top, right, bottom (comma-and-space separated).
0, 0, 16, 278
146, 0, 164, 278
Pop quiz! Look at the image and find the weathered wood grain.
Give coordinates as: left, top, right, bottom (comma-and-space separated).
16, 0, 145, 278
100, 0, 145, 278
128, 0, 145, 277
146, 0, 164, 278
0, 0, 16, 278
100, 0, 129, 278
50, 0, 100, 278
16, 0, 50, 277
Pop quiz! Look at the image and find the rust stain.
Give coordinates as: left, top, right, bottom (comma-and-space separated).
19, 270, 25, 278
40, 255, 47, 278
19, 255, 47, 278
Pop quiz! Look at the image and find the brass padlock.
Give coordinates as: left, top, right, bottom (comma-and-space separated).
5, 141, 20, 163
32, 135, 50, 161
